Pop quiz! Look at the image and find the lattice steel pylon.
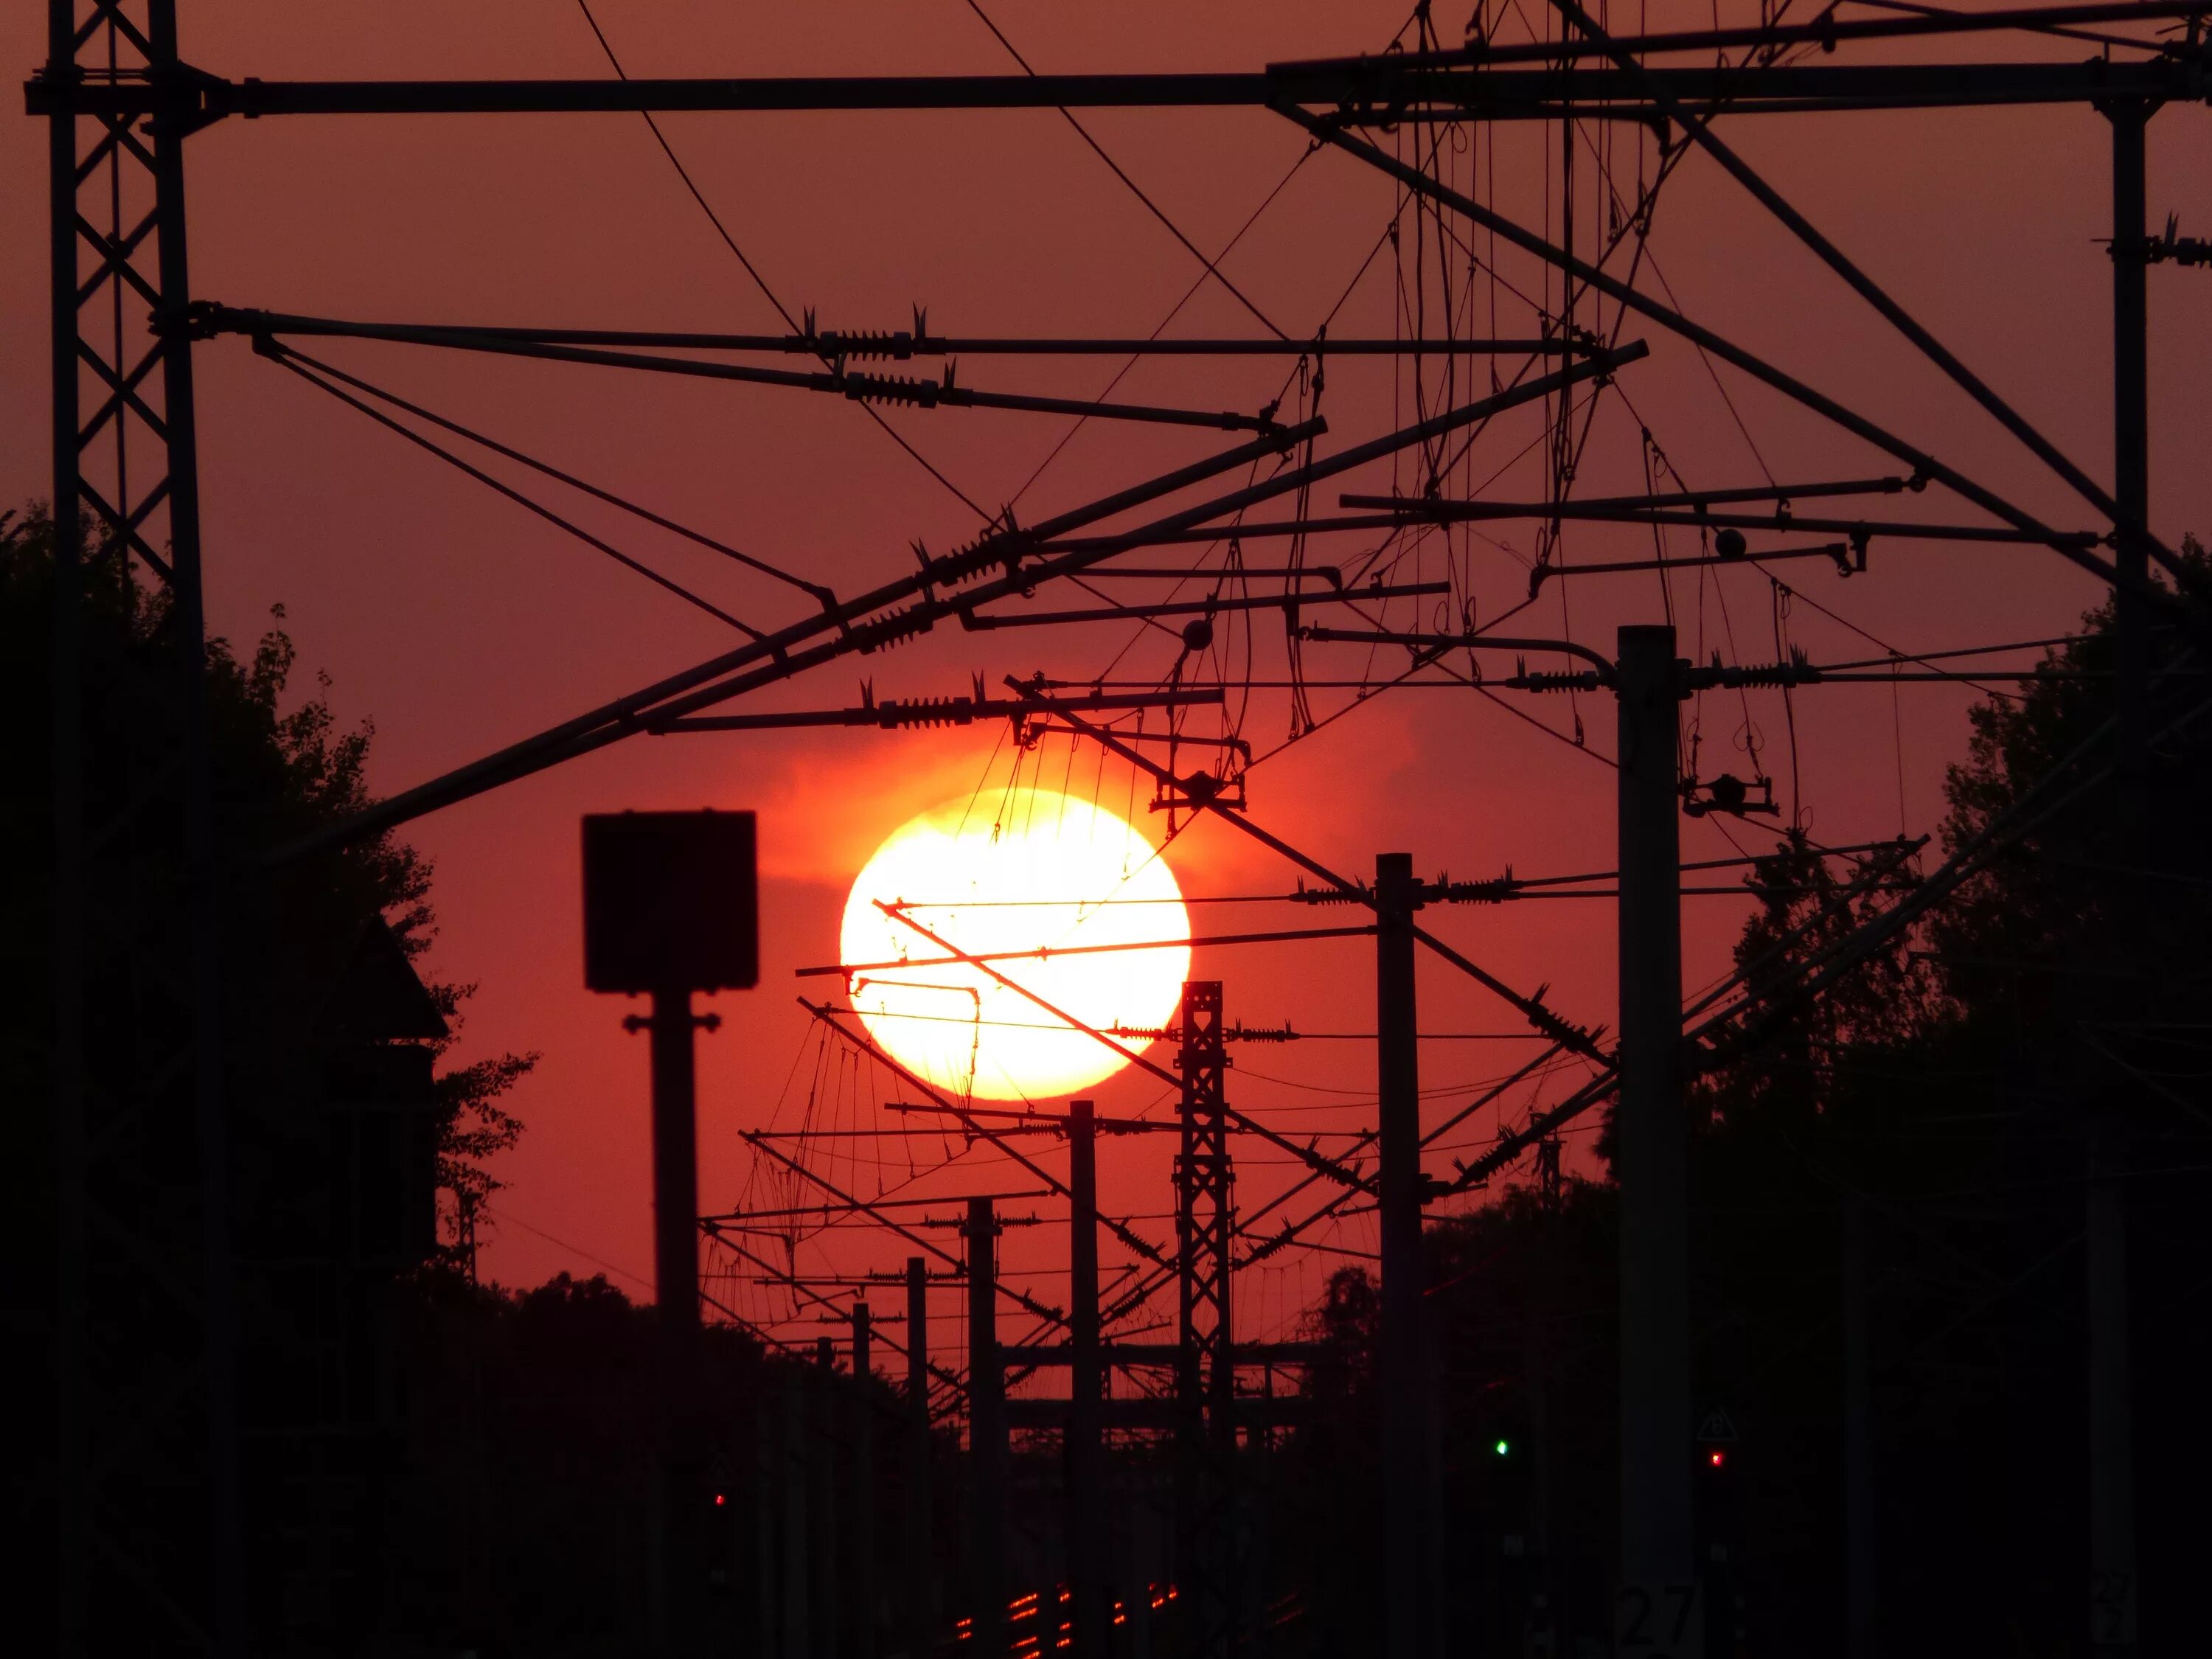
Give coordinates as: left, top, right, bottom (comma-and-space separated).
1175, 980, 1238, 1653
41, 2, 243, 1654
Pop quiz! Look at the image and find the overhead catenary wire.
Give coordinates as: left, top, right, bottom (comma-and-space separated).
116, 0, 2212, 1522
257, 337, 830, 599
261, 343, 764, 636
572, 0, 995, 520
956, 0, 1290, 340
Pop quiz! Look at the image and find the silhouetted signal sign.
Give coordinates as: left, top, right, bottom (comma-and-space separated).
582, 810, 758, 992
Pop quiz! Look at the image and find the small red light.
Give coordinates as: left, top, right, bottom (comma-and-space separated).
713, 1492, 726, 1506
1708, 1450, 1726, 1468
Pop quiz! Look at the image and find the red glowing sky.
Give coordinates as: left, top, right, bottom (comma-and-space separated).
6, 4, 2207, 1346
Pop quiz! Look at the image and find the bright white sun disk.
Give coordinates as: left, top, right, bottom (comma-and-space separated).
839, 790, 1190, 1100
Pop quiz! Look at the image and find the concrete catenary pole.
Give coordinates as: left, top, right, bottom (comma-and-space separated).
1068, 1102, 1109, 1655
1843, 1192, 1877, 1659
906, 1257, 936, 1655
967, 1198, 1007, 1646
815, 1338, 841, 1656
644, 985, 710, 1650
2088, 96, 2149, 1659
854, 1301, 877, 1659
1614, 625, 1696, 1644
756, 1395, 778, 1655
1376, 852, 1430, 1659
782, 1365, 810, 1659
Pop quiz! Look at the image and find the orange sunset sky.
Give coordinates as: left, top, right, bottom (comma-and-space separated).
7, 2, 2207, 1352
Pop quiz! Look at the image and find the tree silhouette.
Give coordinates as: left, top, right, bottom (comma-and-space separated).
1283, 545, 2212, 1657
1, 503, 530, 1252
7, 507, 931, 1656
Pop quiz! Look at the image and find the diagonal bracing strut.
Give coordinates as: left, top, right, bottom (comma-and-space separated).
1032, 695, 1608, 1061
1274, 102, 2204, 626
265, 349, 1632, 864
1543, 0, 2203, 602
799, 995, 1173, 1271
739, 1128, 1069, 1329
870, 900, 1373, 1193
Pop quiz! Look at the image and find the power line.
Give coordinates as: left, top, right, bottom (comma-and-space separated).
573, 0, 995, 519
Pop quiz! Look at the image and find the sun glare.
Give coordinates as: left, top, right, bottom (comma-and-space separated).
839, 788, 1191, 1100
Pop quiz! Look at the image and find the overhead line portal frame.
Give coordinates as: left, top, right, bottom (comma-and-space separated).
36, 6, 2208, 1657
31, 52, 2212, 124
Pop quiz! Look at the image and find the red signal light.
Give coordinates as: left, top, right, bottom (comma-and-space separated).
713, 1492, 727, 1506
1706, 1450, 1726, 1470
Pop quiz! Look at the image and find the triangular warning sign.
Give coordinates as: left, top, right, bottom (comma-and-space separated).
1695, 1408, 1739, 1444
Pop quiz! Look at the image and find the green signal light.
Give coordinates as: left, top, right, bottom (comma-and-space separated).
1493, 1438, 1512, 1457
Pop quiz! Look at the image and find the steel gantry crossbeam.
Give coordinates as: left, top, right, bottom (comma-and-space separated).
32, 4, 2212, 1655
27, 46, 2211, 124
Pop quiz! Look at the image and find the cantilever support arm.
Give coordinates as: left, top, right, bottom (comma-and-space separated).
740, 1128, 1069, 1328
1275, 101, 2198, 626
1543, 0, 2201, 600
227, 310, 1285, 434
870, 900, 1374, 1193
263, 351, 1624, 866
1236, 1039, 1573, 1265
799, 995, 1173, 1271
254, 416, 1321, 866
1439, 1068, 1622, 1196
705, 1225, 970, 1397
190, 305, 1578, 359
1035, 696, 1610, 1061
262, 351, 1629, 872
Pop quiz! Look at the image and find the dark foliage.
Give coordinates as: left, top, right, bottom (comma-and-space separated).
1279, 548, 2212, 1658
375, 1271, 932, 1658
0, 505, 530, 1251
7, 505, 942, 1657
5, 504, 538, 1652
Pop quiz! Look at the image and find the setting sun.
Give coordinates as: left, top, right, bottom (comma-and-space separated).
838, 788, 1191, 1100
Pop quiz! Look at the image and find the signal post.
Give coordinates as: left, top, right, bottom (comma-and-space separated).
584, 810, 759, 1655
